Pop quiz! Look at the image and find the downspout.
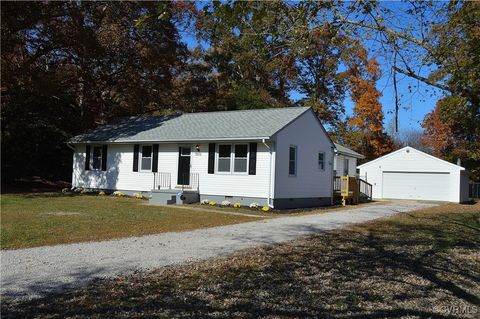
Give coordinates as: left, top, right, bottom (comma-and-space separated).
262, 139, 274, 208
331, 146, 337, 205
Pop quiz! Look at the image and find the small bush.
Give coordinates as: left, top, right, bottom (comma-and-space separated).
201, 199, 209, 205
233, 202, 241, 208
209, 201, 217, 206
249, 202, 259, 209
221, 200, 231, 207
261, 206, 270, 212
98, 191, 106, 196
134, 193, 146, 200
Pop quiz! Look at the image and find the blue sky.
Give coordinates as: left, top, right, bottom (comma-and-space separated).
179, 2, 444, 133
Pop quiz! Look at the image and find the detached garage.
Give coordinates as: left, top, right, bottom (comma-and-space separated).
358, 146, 470, 203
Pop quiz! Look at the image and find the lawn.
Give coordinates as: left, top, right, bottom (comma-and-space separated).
0, 193, 261, 249
3, 202, 479, 318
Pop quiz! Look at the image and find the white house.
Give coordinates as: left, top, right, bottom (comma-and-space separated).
69, 107, 336, 209
333, 143, 365, 176
358, 146, 470, 203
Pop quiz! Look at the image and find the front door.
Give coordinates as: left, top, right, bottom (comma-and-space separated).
177, 146, 191, 185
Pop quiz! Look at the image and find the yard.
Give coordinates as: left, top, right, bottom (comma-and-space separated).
0, 193, 263, 249
2, 202, 479, 318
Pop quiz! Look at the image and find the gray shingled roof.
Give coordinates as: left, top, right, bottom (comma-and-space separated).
70, 107, 310, 143
334, 143, 365, 159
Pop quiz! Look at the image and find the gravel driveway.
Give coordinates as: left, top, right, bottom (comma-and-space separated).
1, 201, 435, 299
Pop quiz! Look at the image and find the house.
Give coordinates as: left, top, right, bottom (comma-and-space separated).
333, 143, 365, 176
69, 107, 336, 209
358, 146, 470, 203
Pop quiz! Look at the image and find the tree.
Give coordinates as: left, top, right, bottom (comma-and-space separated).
1, 1, 188, 180
343, 46, 393, 160
421, 99, 455, 158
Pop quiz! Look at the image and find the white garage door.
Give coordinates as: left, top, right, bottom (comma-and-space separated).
382, 171, 450, 201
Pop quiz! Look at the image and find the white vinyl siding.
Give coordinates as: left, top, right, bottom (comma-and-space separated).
274, 109, 334, 199
72, 142, 273, 199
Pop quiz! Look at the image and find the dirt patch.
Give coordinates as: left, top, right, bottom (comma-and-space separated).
44, 211, 83, 216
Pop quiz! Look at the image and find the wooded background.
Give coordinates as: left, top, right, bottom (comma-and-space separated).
2, 1, 479, 182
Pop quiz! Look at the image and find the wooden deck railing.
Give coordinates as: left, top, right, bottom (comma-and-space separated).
333, 176, 372, 201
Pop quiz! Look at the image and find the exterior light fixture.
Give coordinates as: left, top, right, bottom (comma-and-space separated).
195, 144, 200, 152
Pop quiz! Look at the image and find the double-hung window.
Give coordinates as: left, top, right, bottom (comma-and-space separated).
141, 145, 152, 171
289, 146, 297, 176
218, 145, 232, 172
233, 144, 248, 173
318, 152, 325, 170
92, 146, 102, 170
217, 144, 249, 173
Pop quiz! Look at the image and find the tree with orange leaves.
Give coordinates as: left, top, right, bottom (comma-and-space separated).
344, 47, 393, 160
420, 99, 455, 158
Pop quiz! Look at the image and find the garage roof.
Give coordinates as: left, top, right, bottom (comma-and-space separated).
357, 146, 465, 170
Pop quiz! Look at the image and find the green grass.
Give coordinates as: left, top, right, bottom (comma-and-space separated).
3, 202, 479, 318
0, 193, 260, 249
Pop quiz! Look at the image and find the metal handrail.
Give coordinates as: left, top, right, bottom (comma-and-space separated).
154, 172, 171, 190
181, 172, 199, 191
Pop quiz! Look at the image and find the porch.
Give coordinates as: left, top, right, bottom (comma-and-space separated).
150, 172, 200, 205
334, 176, 373, 203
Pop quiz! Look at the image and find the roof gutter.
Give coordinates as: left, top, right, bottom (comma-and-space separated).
69, 136, 272, 144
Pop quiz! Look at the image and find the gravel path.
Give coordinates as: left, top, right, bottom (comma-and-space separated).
1, 201, 435, 299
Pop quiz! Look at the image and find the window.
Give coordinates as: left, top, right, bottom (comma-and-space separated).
141, 145, 152, 171
218, 144, 231, 172
92, 146, 102, 170
344, 158, 349, 176
289, 146, 297, 175
318, 152, 325, 170
234, 144, 248, 173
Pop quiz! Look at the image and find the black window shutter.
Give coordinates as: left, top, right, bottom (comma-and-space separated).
133, 144, 139, 172
152, 144, 159, 172
208, 143, 215, 174
85, 145, 91, 171
249, 142, 257, 175
101, 145, 108, 171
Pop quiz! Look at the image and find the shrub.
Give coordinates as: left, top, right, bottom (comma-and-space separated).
134, 193, 146, 200
98, 191, 106, 196
249, 202, 259, 209
221, 200, 231, 207
113, 191, 125, 197
233, 202, 241, 208
209, 201, 217, 206
61, 188, 71, 194
261, 206, 270, 212
201, 199, 209, 205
